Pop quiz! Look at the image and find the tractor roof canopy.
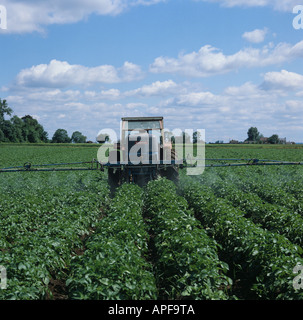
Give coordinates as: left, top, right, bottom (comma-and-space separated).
121, 117, 163, 131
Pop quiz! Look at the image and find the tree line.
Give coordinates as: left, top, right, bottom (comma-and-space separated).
0, 99, 87, 143
246, 127, 283, 144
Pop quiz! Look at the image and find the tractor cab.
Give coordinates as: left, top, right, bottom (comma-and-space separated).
107, 116, 178, 192
120, 117, 164, 164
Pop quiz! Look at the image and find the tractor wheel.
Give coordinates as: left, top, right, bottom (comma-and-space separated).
108, 167, 120, 196
161, 166, 179, 183
160, 149, 179, 184
108, 150, 121, 196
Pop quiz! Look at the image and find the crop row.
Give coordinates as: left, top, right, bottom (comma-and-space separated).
199, 170, 303, 248
223, 168, 303, 216
0, 172, 109, 299
144, 178, 232, 299
179, 175, 303, 300
67, 183, 158, 299
242, 165, 303, 202
275, 167, 303, 202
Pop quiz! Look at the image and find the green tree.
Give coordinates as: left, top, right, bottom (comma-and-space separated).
1, 120, 17, 142
0, 99, 14, 142
0, 129, 4, 142
268, 134, 279, 144
11, 116, 25, 142
193, 131, 202, 144
247, 127, 260, 142
71, 131, 86, 143
0, 99, 12, 122
52, 129, 70, 143
0, 100, 49, 143
21, 115, 48, 143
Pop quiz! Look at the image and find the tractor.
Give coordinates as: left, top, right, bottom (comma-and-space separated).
105, 117, 179, 192
2, 116, 301, 190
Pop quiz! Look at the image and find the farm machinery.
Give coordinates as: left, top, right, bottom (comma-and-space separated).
1, 116, 303, 194
0, 117, 187, 193
104, 117, 180, 192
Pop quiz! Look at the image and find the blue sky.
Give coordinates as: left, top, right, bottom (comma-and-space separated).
0, 0, 303, 142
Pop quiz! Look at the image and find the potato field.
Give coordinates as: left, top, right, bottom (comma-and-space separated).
0, 144, 303, 300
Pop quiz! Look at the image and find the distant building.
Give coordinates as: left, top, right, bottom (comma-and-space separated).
229, 139, 239, 144
279, 137, 286, 144
259, 137, 269, 144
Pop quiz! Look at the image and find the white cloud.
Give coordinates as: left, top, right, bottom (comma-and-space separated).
84, 88, 121, 100
15, 59, 143, 88
261, 70, 303, 91
242, 28, 268, 43
196, 0, 299, 12
4, 72, 303, 142
27, 89, 81, 101
4, 62, 303, 142
150, 41, 303, 77
176, 91, 222, 107
81, 80, 180, 101
126, 80, 179, 97
0, 0, 167, 34
285, 100, 303, 112
100, 89, 121, 100
126, 102, 148, 109
119, 62, 145, 82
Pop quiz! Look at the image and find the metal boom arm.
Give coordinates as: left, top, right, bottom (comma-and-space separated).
0, 158, 302, 173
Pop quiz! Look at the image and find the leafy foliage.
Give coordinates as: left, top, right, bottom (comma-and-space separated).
67, 183, 157, 300
0, 114, 48, 143
0, 170, 109, 299
144, 178, 232, 299
180, 175, 303, 300
71, 131, 87, 143
1, 144, 303, 300
51, 129, 71, 143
